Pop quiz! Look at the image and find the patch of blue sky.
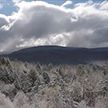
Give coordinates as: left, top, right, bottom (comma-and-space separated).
0, 0, 105, 15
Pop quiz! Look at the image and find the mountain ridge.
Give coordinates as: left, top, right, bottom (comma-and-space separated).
2, 45, 108, 64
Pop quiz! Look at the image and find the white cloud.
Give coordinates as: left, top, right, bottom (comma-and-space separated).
12, 0, 23, 3
0, 1, 108, 52
61, 0, 73, 7
100, 0, 108, 10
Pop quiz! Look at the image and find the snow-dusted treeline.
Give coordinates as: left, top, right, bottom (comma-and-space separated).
0, 57, 108, 108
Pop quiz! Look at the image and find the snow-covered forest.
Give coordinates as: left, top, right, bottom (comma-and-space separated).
0, 57, 108, 108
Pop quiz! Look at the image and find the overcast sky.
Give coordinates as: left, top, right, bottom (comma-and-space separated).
0, 0, 108, 52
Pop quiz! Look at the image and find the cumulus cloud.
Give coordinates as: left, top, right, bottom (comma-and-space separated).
0, 14, 9, 27
100, 0, 108, 10
61, 0, 73, 7
0, 0, 108, 52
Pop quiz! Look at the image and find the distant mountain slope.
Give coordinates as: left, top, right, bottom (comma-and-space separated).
3, 46, 108, 64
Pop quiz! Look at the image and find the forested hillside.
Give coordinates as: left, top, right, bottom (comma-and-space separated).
0, 57, 108, 108
5, 46, 108, 64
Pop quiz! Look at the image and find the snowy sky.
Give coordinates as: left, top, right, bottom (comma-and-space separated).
0, 0, 108, 52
